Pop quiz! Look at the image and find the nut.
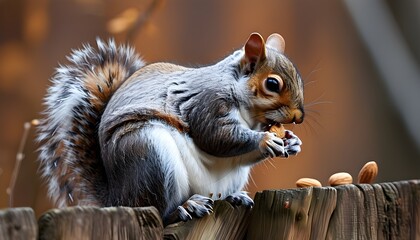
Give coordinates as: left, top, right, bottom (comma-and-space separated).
358, 161, 378, 184
269, 124, 286, 138
296, 178, 322, 188
328, 172, 353, 186
31, 119, 40, 126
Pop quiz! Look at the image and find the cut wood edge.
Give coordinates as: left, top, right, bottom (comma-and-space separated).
0, 207, 37, 240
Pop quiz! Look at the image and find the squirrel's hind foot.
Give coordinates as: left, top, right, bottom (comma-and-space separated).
225, 191, 254, 209
181, 194, 214, 218
165, 194, 214, 225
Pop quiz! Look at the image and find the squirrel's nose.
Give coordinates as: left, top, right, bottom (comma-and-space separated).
291, 108, 304, 124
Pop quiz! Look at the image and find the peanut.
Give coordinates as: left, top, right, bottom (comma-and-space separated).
358, 161, 378, 184
296, 178, 322, 188
269, 124, 286, 138
328, 172, 353, 186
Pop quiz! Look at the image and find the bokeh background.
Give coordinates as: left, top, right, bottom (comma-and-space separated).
0, 0, 419, 217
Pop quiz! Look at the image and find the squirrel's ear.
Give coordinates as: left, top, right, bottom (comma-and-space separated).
266, 33, 285, 54
244, 33, 266, 69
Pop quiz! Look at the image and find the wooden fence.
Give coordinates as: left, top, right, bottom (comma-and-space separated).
1, 180, 419, 239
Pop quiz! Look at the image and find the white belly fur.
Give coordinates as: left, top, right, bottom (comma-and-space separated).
148, 120, 251, 202
169, 127, 251, 200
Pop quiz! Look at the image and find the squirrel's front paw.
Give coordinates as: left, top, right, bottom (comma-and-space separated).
259, 132, 286, 158
283, 130, 302, 156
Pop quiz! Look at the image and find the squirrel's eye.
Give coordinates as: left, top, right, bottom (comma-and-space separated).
265, 77, 281, 93
263, 74, 283, 95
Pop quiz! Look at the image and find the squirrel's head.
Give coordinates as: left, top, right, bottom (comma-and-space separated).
240, 32, 304, 130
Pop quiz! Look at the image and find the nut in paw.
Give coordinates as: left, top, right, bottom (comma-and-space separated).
259, 132, 286, 158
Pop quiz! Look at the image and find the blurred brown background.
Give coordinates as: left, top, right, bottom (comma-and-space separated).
0, 0, 419, 217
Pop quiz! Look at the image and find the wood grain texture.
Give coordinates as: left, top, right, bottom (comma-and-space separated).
246, 187, 337, 240
163, 181, 420, 240
38, 206, 162, 240
394, 180, 420, 239
247, 188, 314, 239
1, 180, 419, 239
0, 207, 37, 240
164, 200, 251, 240
410, 180, 420, 239
307, 187, 337, 239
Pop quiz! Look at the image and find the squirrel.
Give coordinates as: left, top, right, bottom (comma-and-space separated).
37, 32, 304, 225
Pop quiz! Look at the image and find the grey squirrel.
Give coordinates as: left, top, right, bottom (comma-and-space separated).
37, 32, 304, 225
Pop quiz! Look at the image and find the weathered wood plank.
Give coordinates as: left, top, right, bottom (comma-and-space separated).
381, 182, 400, 239
325, 184, 366, 239
372, 183, 388, 240
326, 183, 389, 240
1, 180, 418, 239
164, 181, 419, 240
409, 179, 420, 239
394, 180, 420, 240
164, 200, 251, 240
0, 207, 37, 240
357, 184, 379, 239
393, 181, 413, 239
247, 187, 317, 239
307, 187, 337, 239
246, 187, 336, 240
38, 206, 162, 240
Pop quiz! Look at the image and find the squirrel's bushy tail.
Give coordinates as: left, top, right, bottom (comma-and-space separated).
37, 39, 145, 207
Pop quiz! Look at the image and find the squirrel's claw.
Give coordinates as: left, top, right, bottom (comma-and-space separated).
225, 191, 254, 209
260, 132, 286, 158
165, 194, 214, 225
165, 194, 213, 225
182, 194, 214, 218
283, 130, 302, 156
176, 206, 193, 222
